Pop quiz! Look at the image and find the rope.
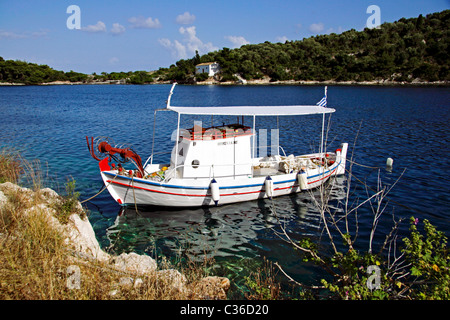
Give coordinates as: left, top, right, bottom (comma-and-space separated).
345, 158, 385, 169
80, 172, 118, 204
130, 175, 140, 214
80, 170, 140, 215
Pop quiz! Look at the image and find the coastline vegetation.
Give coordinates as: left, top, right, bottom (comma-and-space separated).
0, 10, 448, 86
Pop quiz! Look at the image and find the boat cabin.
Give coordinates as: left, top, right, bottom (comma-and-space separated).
171, 123, 254, 179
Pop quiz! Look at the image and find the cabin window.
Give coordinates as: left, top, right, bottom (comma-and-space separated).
191, 159, 200, 168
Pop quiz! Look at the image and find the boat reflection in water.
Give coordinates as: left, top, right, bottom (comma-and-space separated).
105, 175, 347, 265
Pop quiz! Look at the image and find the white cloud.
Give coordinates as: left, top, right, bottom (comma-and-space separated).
159, 26, 218, 59
176, 12, 196, 25
82, 21, 107, 33
0, 29, 48, 39
158, 38, 187, 59
180, 26, 218, 53
109, 57, 119, 65
326, 26, 344, 34
110, 23, 126, 35
225, 35, 249, 48
128, 16, 162, 29
308, 22, 324, 34
275, 36, 289, 43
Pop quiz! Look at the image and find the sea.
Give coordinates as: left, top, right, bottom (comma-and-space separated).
0, 84, 449, 298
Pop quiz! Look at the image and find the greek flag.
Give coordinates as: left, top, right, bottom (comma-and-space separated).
316, 96, 327, 107
316, 86, 328, 107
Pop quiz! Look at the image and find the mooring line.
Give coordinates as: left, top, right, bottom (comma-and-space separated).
80, 172, 118, 204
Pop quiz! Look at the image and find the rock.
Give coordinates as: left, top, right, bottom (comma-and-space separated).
0, 190, 7, 207
112, 252, 157, 275
189, 276, 231, 300
119, 276, 135, 289
0, 182, 33, 201
40, 187, 60, 200
65, 213, 110, 262
156, 269, 187, 293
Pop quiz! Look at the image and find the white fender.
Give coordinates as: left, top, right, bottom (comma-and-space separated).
386, 157, 393, 167
265, 176, 274, 199
297, 169, 308, 190
210, 178, 220, 206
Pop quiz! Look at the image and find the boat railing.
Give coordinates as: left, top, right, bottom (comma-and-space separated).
143, 150, 172, 168
252, 144, 287, 158
166, 161, 255, 181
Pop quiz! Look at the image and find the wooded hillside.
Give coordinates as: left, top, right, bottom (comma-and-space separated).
162, 10, 449, 83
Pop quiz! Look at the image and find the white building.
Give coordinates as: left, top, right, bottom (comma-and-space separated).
195, 62, 220, 77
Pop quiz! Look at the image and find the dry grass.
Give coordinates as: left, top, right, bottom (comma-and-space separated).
0, 149, 22, 184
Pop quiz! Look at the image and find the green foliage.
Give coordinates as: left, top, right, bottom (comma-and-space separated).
297, 217, 449, 300
244, 258, 282, 300
53, 178, 85, 224
0, 59, 87, 85
402, 217, 449, 299
195, 72, 209, 82
128, 71, 154, 84
164, 10, 449, 83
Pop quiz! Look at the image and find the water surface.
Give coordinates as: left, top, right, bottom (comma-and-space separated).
1, 84, 448, 297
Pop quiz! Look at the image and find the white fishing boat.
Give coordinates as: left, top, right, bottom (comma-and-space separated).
86, 83, 348, 207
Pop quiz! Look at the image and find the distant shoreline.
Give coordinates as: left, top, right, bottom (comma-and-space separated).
1, 79, 449, 87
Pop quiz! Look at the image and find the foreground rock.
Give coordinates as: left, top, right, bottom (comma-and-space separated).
0, 182, 230, 299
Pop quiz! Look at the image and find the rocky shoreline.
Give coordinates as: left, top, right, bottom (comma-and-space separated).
0, 181, 230, 299
1, 79, 448, 86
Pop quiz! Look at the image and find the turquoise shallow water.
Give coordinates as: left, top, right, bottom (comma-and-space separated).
1, 84, 449, 297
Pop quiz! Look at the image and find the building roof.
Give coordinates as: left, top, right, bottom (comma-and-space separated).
195, 62, 217, 67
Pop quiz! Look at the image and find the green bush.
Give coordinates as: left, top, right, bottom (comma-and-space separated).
195, 72, 209, 82
294, 217, 449, 300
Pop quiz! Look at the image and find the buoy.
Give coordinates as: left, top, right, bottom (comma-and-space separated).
210, 179, 220, 206
386, 157, 394, 167
265, 176, 274, 199
297, 169, 308, 190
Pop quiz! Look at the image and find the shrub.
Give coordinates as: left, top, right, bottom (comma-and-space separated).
52, 178, 85, 224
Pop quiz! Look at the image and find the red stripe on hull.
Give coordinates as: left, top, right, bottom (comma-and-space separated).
107, 167, 336, 199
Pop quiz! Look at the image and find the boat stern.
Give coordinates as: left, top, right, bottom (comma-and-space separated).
335, 143, 348, 176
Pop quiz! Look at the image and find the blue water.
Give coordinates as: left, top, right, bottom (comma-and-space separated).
1, 84, 449, 297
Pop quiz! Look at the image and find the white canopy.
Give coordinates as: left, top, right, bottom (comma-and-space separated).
167, 105, 335, 116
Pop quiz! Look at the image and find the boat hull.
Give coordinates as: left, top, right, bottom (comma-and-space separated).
100, 154, 345, 208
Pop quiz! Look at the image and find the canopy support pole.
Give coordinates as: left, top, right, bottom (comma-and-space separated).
150, 110, 157, 166
252, 115, 256, 159
174, 112, 181, 173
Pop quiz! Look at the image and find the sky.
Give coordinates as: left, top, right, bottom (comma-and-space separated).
0, 0, 448, 74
